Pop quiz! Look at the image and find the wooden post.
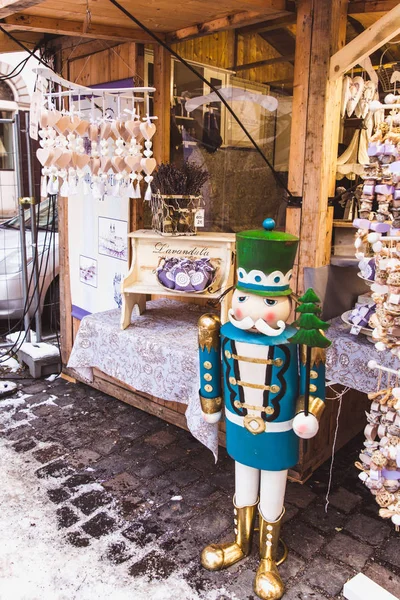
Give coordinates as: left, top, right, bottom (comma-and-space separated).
287, 0, 312, 199
153, 44, 171, 165
287, 0, 347, 293
58, 195, 73, 366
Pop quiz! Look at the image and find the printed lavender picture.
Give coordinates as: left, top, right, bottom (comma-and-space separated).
79, 255, 98, 288
98, 217, 128, 261
113, 273, 123, 308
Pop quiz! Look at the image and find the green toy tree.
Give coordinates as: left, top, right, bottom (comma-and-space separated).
289, 289, 331, 415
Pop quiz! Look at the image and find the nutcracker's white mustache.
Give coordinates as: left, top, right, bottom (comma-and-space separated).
228, 309, 286, 337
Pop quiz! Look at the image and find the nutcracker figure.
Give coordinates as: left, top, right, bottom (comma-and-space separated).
198, 219, 330, 600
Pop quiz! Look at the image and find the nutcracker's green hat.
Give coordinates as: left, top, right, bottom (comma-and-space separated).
235, 218, 299, 297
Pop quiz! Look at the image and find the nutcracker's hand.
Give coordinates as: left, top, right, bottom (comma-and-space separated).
201, 410, 222, 424
293, 412, 319, 439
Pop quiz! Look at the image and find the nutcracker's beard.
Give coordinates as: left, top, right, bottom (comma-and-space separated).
228, 309, 286, 337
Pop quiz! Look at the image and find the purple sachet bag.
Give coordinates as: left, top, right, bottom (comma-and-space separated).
156, 258, 179, 289
174, 259, 195, 292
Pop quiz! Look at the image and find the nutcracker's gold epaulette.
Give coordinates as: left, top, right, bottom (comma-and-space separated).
300, 345, 326, 366
296, 395, 325, 420
198, 314, 221, 352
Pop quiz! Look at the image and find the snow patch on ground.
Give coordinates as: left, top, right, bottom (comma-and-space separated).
19, 341, 60, 359
0, 438, 238, 600
6, 330, 38, 344
0, 355, 20, 372
45, 373, 59, 382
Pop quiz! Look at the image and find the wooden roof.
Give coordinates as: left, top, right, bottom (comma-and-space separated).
0, 0, 399, 65
0, 0, 291, 49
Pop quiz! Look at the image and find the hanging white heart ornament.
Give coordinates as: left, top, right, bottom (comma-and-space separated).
140, 157, 156, 175
347, 76, 364, 117
36, 148, 51, 167
139, 121, 156, 140
125, 120, 141, 138
125, 155, 142, 172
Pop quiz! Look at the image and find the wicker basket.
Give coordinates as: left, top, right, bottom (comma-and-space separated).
149, 193, 204, 236
377, 48, 400, 93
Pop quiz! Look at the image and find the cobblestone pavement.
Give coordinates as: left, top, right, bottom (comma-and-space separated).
1, 374, 399, 599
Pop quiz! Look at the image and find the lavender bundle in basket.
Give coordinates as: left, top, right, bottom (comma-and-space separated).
151, 162, 209, 196
156, 257, 215, 292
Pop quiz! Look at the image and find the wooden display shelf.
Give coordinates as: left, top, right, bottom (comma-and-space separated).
123, 283, 223, 299
121, 229, 236, 329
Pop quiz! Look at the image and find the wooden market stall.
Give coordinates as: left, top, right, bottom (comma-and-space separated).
2, 0, 400, 481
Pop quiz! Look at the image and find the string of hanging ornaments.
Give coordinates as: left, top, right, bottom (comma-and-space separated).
33, 68, 157, 201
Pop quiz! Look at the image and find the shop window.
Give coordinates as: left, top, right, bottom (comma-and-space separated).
145, 49, 293, 233
0, 110, 14, 171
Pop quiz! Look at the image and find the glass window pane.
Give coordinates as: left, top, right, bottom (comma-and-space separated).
0, 110, 14, 171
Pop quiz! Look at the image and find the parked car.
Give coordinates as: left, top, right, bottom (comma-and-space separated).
0, 197, 59, 326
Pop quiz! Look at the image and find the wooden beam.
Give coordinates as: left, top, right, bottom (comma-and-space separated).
237, 14, 297, 35
330, 3, 400, 79
259, 27, 295, 58
0, 28, 38, 51
58, 39, 122, 62
262, 77, 293, 86
166, 8, 290, 43
153, 44, 171, 165
288, 0, 348, 293
287, 0, 312, 198
348, 1, 400, 13
1, 13, 160, 43
229, 54, 295, 72
0, 0, 42, 19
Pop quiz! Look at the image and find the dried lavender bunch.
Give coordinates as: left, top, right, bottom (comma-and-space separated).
151, 161, 209, 196
181, 161, 209, 195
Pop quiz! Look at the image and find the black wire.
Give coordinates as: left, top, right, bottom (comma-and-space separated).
108, 0, 293, 199
0, 56, 30, 82
0, 197, 54, 363
0, 199, 44, 347
0, 41, 42, 81
0, 26, 51, 70
3, 196, 58, 363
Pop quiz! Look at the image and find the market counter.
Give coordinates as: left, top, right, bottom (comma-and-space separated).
67, 300, 371, 481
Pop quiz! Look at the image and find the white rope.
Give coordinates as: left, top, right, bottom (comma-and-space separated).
324, 384, 349, 513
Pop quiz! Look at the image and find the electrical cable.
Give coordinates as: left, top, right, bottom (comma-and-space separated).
0, 42, 42, 81
0, 198, 56, 366
108, 0, 293, 199
4, 195, 51, 338
0, 197, 44, 348
0, 26, 51, 70
0, 196, 55, 364
0, 55, 31, 82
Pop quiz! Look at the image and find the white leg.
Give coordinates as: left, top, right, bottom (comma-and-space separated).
235, 461, 260, 508
259, 470, 288, 521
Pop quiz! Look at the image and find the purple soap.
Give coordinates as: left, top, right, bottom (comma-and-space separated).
375, 184, 394, 195
371, 222, 391, 233
363, 184, 375, 196
353, 218, 371, 230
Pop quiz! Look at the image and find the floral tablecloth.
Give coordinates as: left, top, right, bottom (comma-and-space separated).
68, 303, 398, 459
326, 317, 400, 391
68, 300, 220, 458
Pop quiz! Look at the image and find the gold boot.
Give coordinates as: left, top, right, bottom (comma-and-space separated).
254, 508, 286, 600
201, 496, 257, 571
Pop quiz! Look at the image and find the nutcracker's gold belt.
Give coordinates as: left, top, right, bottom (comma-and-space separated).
225, 408, 293, 435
